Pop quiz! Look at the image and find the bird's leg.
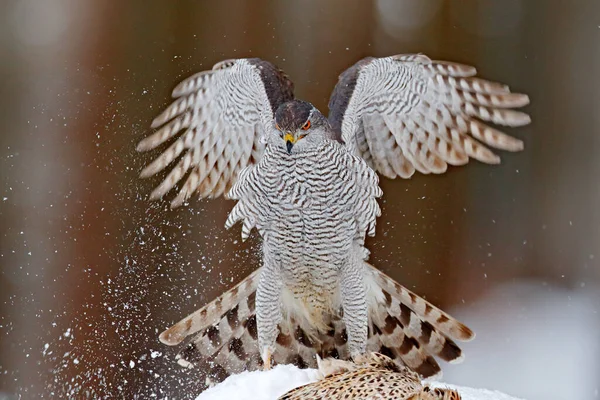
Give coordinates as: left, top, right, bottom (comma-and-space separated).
339, 261, 368, 358
262, 347, 273, 371
256, 261, 283, 370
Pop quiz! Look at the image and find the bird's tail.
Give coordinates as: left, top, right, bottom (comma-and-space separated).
158, 263, 474, 386
364, 263, 474, 378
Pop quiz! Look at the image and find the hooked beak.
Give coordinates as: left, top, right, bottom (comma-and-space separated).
284, 133, 296, 154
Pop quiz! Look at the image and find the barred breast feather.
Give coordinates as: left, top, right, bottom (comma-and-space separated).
225, 141, 382, 247
225, 140, 382, 337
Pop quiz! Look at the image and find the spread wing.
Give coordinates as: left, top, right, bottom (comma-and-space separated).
328, 54, 530, 178
137, 58, 294, 207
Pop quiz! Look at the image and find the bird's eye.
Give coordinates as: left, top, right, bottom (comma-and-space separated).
302, 120, 311, 130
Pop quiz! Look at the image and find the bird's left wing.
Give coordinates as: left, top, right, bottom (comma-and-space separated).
137, 58, 294, 207
328, 54, 530, 178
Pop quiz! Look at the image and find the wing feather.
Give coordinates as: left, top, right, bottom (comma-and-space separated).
328, 54, 530, 179
138, 58, 293, 206
363, 114, 396, 178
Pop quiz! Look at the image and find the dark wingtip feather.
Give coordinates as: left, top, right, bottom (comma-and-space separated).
328, 57, 375, 136
247, 58, 295, 113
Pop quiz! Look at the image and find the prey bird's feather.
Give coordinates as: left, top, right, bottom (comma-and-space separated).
279, 352, 462, 400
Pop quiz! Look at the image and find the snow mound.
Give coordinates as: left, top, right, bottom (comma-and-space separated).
196, 365, 524, 400
197, 365, 319, 400
428, 382, 525, 400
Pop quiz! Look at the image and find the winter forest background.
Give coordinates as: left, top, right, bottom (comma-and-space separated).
0, 1, 598, 399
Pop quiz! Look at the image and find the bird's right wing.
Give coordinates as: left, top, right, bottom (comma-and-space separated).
137, 58, 294, 207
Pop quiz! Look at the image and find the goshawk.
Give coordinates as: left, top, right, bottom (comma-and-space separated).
138, 55, 530, 382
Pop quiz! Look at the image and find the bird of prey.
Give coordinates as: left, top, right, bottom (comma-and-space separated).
279, 352, 461, 400
138, 55, 530, 383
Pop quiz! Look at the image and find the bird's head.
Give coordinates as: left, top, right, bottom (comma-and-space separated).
274, 100, 331, 154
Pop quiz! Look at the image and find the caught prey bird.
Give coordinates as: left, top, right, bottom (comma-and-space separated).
138, 55, 530, 383
279, 352, 461, 400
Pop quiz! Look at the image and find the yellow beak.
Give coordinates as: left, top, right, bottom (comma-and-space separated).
283, 133, 296, 144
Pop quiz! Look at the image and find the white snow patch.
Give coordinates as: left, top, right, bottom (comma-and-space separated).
196, 365, 319, 400
196, 365, 523, 400
443, 282, 599, 400
429, 383, 525, 400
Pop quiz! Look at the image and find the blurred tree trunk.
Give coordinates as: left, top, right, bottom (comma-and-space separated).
0, 0, 116, 395
523, 1, 600, 284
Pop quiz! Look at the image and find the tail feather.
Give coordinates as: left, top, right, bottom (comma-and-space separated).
174, 302, 263, 385
369, 313, 442, 378
159, 264, 474, 387
159, 270, 260, 386
367, 264, 474, 341
364, 263, 473, 377
371, 287, 463, 366
159, 269, 260, 346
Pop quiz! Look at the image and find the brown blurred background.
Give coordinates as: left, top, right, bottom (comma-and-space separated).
0, 0, 598, 399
